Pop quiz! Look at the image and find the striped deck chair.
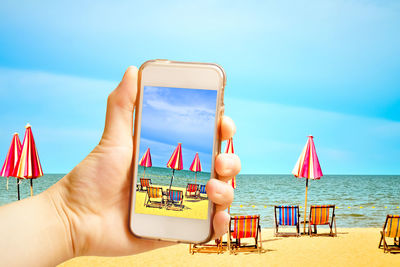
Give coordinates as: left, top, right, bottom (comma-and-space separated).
185, 183, 199, 199
378, 215, 400, 253
229, 215, 262, 254
274, 206, 300, 237
308, 205, 337, 237
198, 184, 207, 199
144, 186, 164, 208
166, 189, 184, 211
139, 178, 152, 191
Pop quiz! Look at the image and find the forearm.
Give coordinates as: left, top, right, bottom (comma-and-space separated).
0, 186, 73, 267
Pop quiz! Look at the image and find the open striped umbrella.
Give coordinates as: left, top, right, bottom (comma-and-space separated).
139, 148, 152, 180
292, 135, 323, 233
13, 124, 43, 198
189, 153, 202, 184
0, 133, 22, 191
167, 143, 183, 190
225, 138, 236, 189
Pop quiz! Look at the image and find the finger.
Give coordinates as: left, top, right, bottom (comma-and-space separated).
220, 116, 236, 141
101, 66, 138, 145
212, 211, 230, 239
215, 153, 241, 182
206, 179, 234, 210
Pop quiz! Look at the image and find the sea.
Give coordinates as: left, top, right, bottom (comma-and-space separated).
1, 167, 399, 228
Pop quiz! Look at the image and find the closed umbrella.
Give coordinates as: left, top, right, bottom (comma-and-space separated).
139, 148, 152, 180
0, 133, 22, 192
166, 143, 183, 191
13, 124, 43, 198
292, 135, 323, 234
189, 153, 202, 184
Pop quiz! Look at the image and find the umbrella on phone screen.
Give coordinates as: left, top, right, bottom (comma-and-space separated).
139, 148, 152, 180
13, 124, 43, 198
189, 152, 202, 184
292, 135, 323, 234
167, 143, 183, 191
0, 133, 22, 193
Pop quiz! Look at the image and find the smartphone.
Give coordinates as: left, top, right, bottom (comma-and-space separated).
129, 60, 226, 243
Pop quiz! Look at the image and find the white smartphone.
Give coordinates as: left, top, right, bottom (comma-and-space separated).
129, 60, 226, 243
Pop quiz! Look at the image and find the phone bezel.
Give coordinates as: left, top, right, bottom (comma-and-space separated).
130, 60, 225, 243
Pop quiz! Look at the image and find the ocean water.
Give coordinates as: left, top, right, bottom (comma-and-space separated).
1, 170, 399, 228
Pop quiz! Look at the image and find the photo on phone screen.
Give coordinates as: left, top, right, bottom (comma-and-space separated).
135, 85, 217, 220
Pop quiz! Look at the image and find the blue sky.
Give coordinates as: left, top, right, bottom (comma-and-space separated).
0, 0, 399, 174
139, 86, 217, 172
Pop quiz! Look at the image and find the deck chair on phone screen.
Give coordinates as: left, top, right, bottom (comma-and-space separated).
144, 186, 164, 208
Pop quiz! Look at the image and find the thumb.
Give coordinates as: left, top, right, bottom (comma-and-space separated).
101, 66, 138, 146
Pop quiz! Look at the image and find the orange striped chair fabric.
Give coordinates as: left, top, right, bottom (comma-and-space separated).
310, 205, 331, 225
231, 215, 259, 239
141, 178, 151, 187
385, 215, 400, 238
147, 187, 162, 198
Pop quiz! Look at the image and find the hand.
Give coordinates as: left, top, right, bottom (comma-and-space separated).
48, 66, 241, 257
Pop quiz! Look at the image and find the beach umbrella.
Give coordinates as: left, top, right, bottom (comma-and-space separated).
166, 143, 183, 190
292, 135, 323, 234
139, 148, 152, 179
225, 138, 236, 189
189, 152, 202, 184
13, 124, 43, 198
0, 133, 22, 191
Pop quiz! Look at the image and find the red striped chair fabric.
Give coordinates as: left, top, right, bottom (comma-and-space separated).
231, 215, 259, 239
186, 183, 198, 192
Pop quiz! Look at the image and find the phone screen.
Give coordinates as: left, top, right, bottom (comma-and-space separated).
134, 85, 218, 220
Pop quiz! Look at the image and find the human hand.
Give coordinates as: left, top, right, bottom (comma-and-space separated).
48, 66, 241, 257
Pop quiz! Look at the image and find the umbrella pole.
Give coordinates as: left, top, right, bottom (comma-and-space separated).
17, 178, 20, 201
6, 177, 9, 190
169, 169, 175, 191
194, 172, 197, 184
30, 179, 33, 197
143, 167, 146, 179
303, 178, 309, 234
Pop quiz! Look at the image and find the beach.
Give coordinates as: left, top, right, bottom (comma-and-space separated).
60, 228, 400, 267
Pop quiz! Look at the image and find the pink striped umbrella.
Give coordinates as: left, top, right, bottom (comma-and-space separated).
139, 148, 152, 180
13, 124, 43, 198
225, 138, 236, 189
292, 135, 323, 233
0, 133, 22, 191
167, 143, 183, 190
189, 153, 202, 184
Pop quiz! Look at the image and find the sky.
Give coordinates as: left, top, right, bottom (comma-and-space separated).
0, 0, 399, 174
139, 86, 217, 172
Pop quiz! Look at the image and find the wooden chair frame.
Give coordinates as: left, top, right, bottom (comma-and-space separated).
166, 189, 184, 211
308, 205, 337, 237
185, 183, 199, 199
139, 178, 152, 191
189, 239, 223, 254
229, 215, 262, 254
274, 205, 301, 237
378, 214, 400, 253
144, 186, 164, 209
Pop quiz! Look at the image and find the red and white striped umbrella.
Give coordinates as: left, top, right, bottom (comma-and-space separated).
167, 143, 183, 190
225, 138, 236, 189
13, 124, 43, 197
0, 133, 22, 190
139, 148, 152, 180
292, 135, 323, 233
189, 152, 202, 184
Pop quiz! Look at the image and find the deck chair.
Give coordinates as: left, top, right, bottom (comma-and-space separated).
274, 206, 300, 237
139, 178, 152, 191
198, 184, 207, 199
229, 215, 262, 254
144, 186, 164, 208
189, 239, 223, 254
378, 215, 400, 253
308, 205, 337, 237
166, 189, 184, 211
185, 183, 199, 199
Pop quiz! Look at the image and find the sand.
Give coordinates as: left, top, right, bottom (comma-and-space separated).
59, 228, 400, 267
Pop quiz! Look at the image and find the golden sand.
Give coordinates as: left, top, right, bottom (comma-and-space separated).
135, 185, 208, 220
60, 228, 400, 267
